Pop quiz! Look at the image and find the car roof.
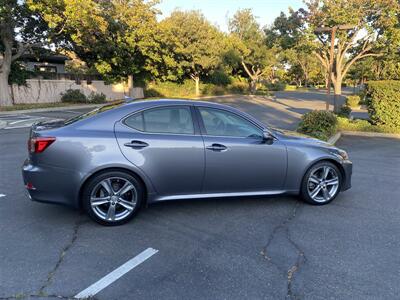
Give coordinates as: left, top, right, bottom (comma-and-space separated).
122, 98, 230, 109
70, 98, 267, 130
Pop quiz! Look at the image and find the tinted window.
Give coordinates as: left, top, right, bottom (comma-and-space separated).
199, 107, 262, 138
125, 106, 194, 134
64, 101, 125, 125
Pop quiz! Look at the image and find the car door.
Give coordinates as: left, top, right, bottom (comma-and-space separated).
196, 106, 287, 194
115, 105, 205, 196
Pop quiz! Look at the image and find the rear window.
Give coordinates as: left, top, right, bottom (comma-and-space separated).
124, 106, 194, 134
64, 101, 125, 125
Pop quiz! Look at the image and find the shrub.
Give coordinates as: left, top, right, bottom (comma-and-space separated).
228, 79, 248, 93
337, 105, 352, 118
144, 79, 251, 98
61, 89, 87, 103
358, 89, 367, 105
284, 85, 297, 91
337, 117, 400, 134
201, 84, 226, 96
145, 80, 196, 98
87, 92, 107, 103
208, 70, 231, 86
346, 95, 360, 107
266, 82, 286, 91
297, 110, 338, 141
366, 80, 400, 129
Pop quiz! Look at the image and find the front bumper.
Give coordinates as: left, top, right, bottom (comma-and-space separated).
341, 160, 352, 191
22, 159, 82, 208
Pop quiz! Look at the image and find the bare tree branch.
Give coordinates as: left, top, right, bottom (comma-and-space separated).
314, 51, 329, 70
241, 60, 256, 80
11, 42, 42, 62
343, 50, 381, 77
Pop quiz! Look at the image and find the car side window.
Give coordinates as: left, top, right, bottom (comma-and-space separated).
198, 107, 262, 138
124, 106, 194, 134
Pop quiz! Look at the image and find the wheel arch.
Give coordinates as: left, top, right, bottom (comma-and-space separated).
78, 167, 150, 209
300, 158, 346, 191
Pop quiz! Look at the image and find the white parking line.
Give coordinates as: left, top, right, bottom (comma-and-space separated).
0, 194, 6, 198
74, 247, 158, 299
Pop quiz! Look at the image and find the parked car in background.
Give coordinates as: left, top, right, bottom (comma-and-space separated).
22, 99, 352, 225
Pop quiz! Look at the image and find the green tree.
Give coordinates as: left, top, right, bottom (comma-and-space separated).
307, 0, 400, 105
229, 9, 276, 93
0, 0, 47, 106
265, 9, 321, 87
159, 10, 224, 96
348, 54, 400, 83
29, 0, 161, 82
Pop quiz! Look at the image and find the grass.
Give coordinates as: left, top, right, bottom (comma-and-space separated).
0, 102, 99, 112
337, 117, 400, 134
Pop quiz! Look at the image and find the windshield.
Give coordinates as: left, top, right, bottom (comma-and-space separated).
64, 100, 125, 125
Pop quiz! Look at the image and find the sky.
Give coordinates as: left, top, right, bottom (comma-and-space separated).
156, 0, 304, 31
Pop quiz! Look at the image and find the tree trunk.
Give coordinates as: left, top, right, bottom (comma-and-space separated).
0, 25, 14, 106
249, 79, 257, 94
0, 69, 12, 106
333, 77, 342, 113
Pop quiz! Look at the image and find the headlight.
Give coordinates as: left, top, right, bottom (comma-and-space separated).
331, 149, 349, 160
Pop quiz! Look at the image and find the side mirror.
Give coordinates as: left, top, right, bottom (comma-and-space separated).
262, 129, 274, 144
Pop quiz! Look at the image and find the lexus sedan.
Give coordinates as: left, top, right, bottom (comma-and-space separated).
22, 99, 352, 225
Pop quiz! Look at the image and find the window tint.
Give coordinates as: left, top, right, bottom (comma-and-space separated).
124, 113, 144, 131
124, 106, 194, 134
199, 107, 262, 138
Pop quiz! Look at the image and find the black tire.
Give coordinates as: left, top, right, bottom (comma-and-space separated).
82, 171, 144, 226
300, 161, 342, 205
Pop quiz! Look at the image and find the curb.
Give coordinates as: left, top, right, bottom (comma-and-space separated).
327, 130, 400, 145
341, 130, 400, 139
327, 132, 341, 145
0, 104, 101, 115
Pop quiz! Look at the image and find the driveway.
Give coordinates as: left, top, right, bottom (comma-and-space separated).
0, 117, 399, 300
194, 90, 366, 130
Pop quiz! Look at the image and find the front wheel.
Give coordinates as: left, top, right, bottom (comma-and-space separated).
300, 161, 342, 205
82, 171, 143, 226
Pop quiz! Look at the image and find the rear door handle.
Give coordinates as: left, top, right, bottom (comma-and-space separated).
124, 140, 149, 149
206, 143, 227, 152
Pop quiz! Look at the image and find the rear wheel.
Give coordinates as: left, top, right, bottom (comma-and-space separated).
82, 171, 143, 226
300, 161, 342, 205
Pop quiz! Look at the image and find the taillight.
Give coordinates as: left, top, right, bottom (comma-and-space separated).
28, 137, 56, 153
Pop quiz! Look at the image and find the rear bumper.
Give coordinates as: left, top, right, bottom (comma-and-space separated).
22, 159, 82, 208
341, 160, 352, 191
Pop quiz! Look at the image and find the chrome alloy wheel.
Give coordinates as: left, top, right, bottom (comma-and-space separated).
90, 177, 138, 222
307, 166, 339, 203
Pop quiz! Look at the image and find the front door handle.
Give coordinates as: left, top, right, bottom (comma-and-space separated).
206, 143, 227, 152
124, 140, 149, 149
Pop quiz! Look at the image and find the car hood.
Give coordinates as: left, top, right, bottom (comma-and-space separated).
272, 128, 333, 148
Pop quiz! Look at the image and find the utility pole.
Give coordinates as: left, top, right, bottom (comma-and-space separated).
315, 25, 355, 112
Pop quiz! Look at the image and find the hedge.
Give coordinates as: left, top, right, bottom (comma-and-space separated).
61, 89, 107, 104
366, 81, 400, 129
144, 79, 250, 98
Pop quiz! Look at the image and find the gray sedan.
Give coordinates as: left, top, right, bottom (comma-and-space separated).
22, 99, 352, 225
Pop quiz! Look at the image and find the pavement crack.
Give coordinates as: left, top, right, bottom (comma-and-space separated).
260, 201, 306, 300
38, 216, 84, 295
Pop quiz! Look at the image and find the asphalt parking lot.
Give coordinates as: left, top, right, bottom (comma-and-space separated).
0, 105, 399, 299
